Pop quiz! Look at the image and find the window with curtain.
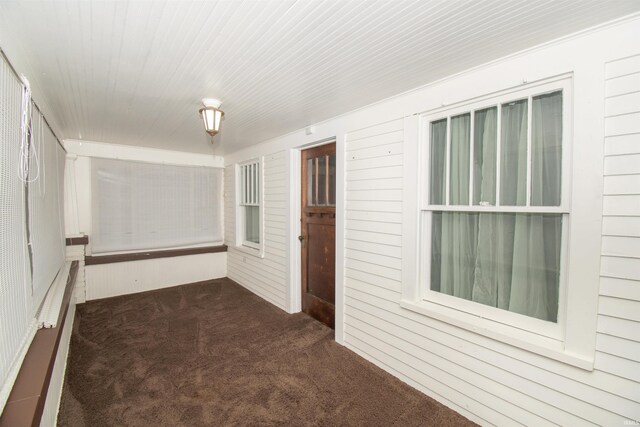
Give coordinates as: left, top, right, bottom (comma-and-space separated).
238, 160, 261, 249
91, 158, 223, 254
423, 84, 567, 324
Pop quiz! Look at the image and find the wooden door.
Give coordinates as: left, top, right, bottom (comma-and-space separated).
301, 143, 336, 329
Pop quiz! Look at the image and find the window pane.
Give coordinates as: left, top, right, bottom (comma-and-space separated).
244, 206, 260, 244
254, 163, 260, 204
429, 119, 447, 204
500, 99, 528, 206
317, 156, 326, 206
449, 113, 470, 205
307, 158, 314, 206
328, 154, 336, 206
531, 91, 562, 206
243, 166, 248, 204
473, 107, 497, 206
430, 211, 561, 322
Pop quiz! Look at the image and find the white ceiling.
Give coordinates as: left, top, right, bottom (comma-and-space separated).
0, 1, 639, 155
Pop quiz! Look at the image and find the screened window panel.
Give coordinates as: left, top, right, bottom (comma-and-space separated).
0, 55, 31, 408
91, 158, 223, 253
27, 113, 66, 309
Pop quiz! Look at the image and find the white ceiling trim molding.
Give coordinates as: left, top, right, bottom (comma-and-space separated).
64, 139, 223, 168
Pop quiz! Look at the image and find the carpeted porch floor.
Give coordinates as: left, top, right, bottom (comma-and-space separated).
58, 278, 475, 426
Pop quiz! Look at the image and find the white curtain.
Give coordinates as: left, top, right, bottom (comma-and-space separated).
91, 158, 223, 253
431, 92, 563, 322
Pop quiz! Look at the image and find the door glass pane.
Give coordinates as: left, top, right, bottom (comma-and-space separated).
317, 156, 326, 206
449, 113, 470, 205
244, 206, 260, 244
473, 107, 497, 206
328, 154, 336, 206
531, 91, 562, 206
500, 99, 528, 206
430, 211, 561, 322
429, 119, 447, 204
307, 158, 314, 206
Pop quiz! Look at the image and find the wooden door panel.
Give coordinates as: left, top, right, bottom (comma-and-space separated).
306, 221, 335, 303
301, 143, 336, 329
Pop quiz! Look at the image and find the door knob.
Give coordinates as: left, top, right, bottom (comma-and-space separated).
298, 235, 305, 242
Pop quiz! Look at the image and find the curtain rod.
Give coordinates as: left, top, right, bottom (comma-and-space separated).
0, 47, 67, 153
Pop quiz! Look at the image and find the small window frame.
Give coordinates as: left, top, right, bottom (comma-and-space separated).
236, 158, 264, 255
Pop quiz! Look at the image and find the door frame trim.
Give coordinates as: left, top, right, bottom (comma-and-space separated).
286, 136, 344, 343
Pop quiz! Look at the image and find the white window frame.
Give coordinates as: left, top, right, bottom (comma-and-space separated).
401, 75, 597, 370
236, 158, 264, 255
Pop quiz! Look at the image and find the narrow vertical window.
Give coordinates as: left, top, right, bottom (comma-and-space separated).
239, 160, 261, 248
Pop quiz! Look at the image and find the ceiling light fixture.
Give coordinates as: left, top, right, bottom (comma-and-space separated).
199, 98, 224, 138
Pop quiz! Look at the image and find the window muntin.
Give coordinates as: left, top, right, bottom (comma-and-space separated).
423, 87, 567, 327
306, 153, 336, 207
239, 160, 261, 248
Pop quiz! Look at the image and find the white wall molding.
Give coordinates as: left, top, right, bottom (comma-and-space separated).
64, 139, 224, 167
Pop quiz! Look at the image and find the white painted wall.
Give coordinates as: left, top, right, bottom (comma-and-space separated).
224, 151, 289, 311
223, 18, 640, 426
85, 253, 227, 300
64, 139, 227, 301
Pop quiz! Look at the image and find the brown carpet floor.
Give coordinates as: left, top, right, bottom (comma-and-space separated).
58, 278, 475, 426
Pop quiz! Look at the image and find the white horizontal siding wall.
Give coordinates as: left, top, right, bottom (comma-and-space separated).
223, 18, 640, 427
343, 113, 640, 425
597, 54, 640, 387
225, 151, 288, 311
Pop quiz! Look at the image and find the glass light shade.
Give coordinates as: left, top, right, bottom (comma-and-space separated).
199, 106, 224, 136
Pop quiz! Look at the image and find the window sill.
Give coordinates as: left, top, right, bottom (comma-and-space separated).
399, 299, 594, 371
85, 245, 227, 265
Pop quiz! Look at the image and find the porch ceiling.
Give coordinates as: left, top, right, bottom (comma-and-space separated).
0, 0, 638, 155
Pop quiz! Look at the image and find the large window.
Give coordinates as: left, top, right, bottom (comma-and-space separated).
91, 158, 223, 254
421, 79, 570, 338
238, 160, 262, 250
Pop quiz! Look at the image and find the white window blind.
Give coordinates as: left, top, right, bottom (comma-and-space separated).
0, 50, 32, 410
91, 158, 223, 254
0, 52, 66, 410
27, 112, 66, 311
